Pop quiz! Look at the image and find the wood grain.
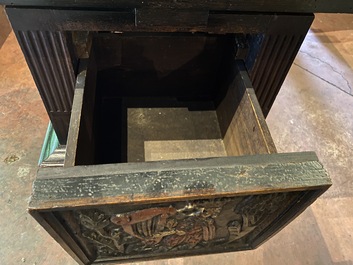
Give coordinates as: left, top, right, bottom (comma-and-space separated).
217, 60, 276, 156
30, 152, 331, 210
64, 62, 88, 167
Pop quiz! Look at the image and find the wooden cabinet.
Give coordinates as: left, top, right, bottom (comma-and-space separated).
2, 2, 353, 264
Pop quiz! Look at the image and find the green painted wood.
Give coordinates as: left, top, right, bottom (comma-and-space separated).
30, 152, 331, 210
38, 122, 59, 165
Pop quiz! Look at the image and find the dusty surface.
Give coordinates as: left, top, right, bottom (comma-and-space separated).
0, 13, 353, 265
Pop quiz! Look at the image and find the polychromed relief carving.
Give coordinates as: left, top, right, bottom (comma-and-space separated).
76, 193, 295, 259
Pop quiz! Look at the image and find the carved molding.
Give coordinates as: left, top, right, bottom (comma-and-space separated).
15, 30, 75, 143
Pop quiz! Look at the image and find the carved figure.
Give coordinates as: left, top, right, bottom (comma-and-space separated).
111, 206, 179, 244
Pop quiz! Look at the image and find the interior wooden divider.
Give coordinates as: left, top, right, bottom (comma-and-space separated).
216, 60, 277, 156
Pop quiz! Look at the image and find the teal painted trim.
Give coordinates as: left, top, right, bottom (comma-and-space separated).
38, 122, 60, 165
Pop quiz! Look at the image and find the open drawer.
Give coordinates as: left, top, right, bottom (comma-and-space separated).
30, 33, 331, 265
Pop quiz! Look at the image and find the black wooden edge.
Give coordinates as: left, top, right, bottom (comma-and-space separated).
28, 210, 89, 265
6, 7, 277, 33
93, 244, 252, 264
6, 8, 135, 32
29, 152, 332, 210
250, 188, 328, 248
2, 0, 353, 13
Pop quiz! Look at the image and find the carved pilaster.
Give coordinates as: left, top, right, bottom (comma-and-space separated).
15, 30, 75, 143
247, 14, 314, 116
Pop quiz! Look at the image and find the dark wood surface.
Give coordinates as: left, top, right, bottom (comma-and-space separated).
64, 61, 88, 168
246, 14, 314, 116
13, 30, 75, 143
217, 61, 277, 155
1, 0, 353, 13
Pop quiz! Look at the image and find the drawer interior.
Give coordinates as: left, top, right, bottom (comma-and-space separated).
66, 33, 276, 167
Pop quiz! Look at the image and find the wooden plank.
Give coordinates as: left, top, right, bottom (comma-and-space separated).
2, 0, 353, 13
217, 60, 277, 156
64, 61, 88, 167
6, 8, 136, 32
136, 8, 209, 32
7, 7, 273, 33
30, 152, 330, 210
65, 50, 97, 167
207, 13, 272, 34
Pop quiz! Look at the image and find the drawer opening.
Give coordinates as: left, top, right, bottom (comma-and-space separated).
65, 33, 276, 167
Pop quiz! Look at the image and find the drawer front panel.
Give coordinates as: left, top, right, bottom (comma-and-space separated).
31, 153, 330, 264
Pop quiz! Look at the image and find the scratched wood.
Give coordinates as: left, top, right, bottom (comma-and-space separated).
217, 60, 277, 156
64, 61, 88, 167
31, 152, 330, 209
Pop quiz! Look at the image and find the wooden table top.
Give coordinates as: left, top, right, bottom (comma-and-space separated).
1, 0, 352, 13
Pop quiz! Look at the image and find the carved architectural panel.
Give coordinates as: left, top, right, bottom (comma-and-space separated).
71, 192, 298, 260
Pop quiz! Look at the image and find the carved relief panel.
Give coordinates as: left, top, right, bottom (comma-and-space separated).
62, 192, 300, 262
